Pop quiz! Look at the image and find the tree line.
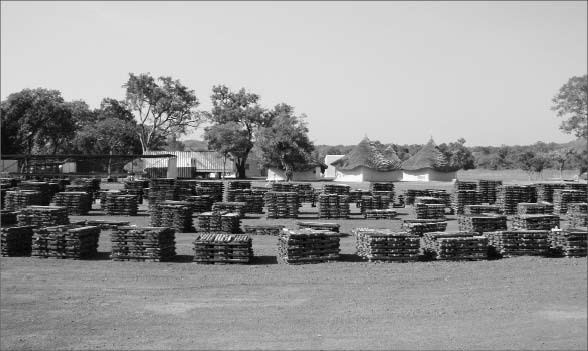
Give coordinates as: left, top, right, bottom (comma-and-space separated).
1, 73, 586, 179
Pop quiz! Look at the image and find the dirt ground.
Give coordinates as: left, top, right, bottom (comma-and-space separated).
1, 179, 587, 350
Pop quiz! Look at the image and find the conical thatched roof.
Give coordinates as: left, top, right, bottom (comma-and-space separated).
330, 137, 402, 171
401, 138, 449, 171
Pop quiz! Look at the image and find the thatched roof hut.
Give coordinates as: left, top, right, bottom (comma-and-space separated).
401, 138, 456, 181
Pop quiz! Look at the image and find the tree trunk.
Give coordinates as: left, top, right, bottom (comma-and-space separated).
108, 149, 113, 177
235, 158, 247, 179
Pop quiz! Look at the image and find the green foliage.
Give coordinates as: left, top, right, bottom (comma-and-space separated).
551, 74, 587, 139
437, 138, 476, 171
204, 122, 250, 160
123, 73, 201, 152
1, 88, 76, 155
204, 85, 271, 178
254, 105, 315, 171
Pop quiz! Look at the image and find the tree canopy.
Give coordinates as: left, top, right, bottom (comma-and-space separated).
552, 74, 587, 139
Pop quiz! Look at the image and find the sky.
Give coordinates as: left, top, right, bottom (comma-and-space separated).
1, 1, 587, 147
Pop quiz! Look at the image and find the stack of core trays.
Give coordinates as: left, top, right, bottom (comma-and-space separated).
517, 202, 554, 215
567, 202, 588, 228
317, 194, 350, 219
147, 178, 178, 209
552, 189, 587, 214
193, 233, 253, 264
227, 180, 251, 199
18, 181, 52, 205
534, 183, 567, 203
463, 205, 502, 215
194, 181, 224, 202
477, 180, 502, 204
423, 231, 488, 261
453, 180, 478, 191
184, 195, 213, 213
414, 196, 446, 205
496, 185, 536, 215
458, 214, 507, 233
359, 195, 391, 213
71, 178, 101, 200
124, 180, 148, 203
512, 214, 560, 230
51, 192, 92, 215
17, 206, 69, 227
110, 226, 176, 262
415, 203, 446, 219
83, 219, 130, 230
242, 224, 285, 236
353, 228, 420, 262
211, 202, 247, 217
3, 190, 44, 211
451, 190, 480, 215
103, 193, 138, 216
1, 226, 35, 256
99, 190, 128, 209
277, 228, 341, 264
0, 210, 18, 226
196, 211, 241, 233
264, 192, 299, 218
484, 230, 550, 257
349, 190, 372, 203
364, 209, 398, 219
150, 201, 194, 232
549, 228, 587, 257
322, 184, 350, 195
401, 219, 448, 237
31, 225, 100, 259
225, 190, 264, 213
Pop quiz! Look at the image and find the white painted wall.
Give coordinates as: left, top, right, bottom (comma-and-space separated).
267, 167, 321, 181
324, 155, 345, 178
402, 169, 457, 182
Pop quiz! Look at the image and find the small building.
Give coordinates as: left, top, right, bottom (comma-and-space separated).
143, 151, 234, 179
401, 138, 457, 182
323, 155, 345, 179
330, 137, 403, 182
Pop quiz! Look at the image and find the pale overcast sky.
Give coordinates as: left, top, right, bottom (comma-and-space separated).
1, 1, 586, 147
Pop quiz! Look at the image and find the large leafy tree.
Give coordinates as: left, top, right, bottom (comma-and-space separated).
204, 85, 272, 178
438, 138, 476, 171
123, 73, 201, 152
1, 88, 76, 155
255, 104, 315, 171
551, 74, 587, 139
204, 122, 250, 177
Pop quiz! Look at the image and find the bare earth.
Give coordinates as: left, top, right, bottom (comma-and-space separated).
1, 179, 587, 350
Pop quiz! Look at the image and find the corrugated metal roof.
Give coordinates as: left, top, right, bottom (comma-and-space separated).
143, 151, 234, 173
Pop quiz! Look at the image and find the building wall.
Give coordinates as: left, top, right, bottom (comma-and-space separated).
0, 159, 18, 173
324, 155, 345, 179
402, 169, 456, 182
333, 167, 402, 182
267, 167, 321, 181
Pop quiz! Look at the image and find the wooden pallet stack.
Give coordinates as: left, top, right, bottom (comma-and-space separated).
496, 185, 536, 215
193, 233, 253, 264
264, 191, 299, 219
123, 180, 148, 203
194, 181, 224, 203
318, 194, 350, 219
401, 219, 447, 236
458, 214, 507, 233
17, 206, 69, 227
484, 230, 550, 257
277, 228, 341, 264
549, 228, 587, 257
565, 183, 588, 192
552, 189, 587, 214
110, 226, 176, 262
175, 180, 199, 200
147, 178, 178, 209
364, 209, 398, 219
423, 231, 488, 261
225, 190, 264, 214
227, 180, 251, 196
516, 202, 554, 215
427, 190, 452, 207
150, 202, 194, 232
184, 195, 213, 213
1, 226, 35, 256
477, 180, 503, 204
463, 205, 502, 215
242, 224, 285, 236
534, 183, 567, 203
404, 189, 432, 205
415, 203, 446, 220
353, 228, 420, 262
51, 192, 92, 215
71, 178, 101, 200
18, 181, 52, 205
322, 184, 350, 195
0, 210, 18, 226
31, 225, 100, 259
293, 183, 315, 203
196, 211, 241, 233
369, 183, 395, 202
453, 180, 477, 191
512, 214, 560, 230
349, 190, 372, 203
4, 190, 44, 211
212, 202, 247, 217
414, 196, 446, 205
451, 190, 480, 215
567, 202, 588, 228
99, 190, 128, 210
297, 221, 340, 233
83, 219, 130, 230
104, 194, 138, 216
359, 195, 391, 214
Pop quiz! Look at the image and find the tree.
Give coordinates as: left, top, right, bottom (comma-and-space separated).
517, 151, 549, 180
254, 104, 315, 172
204, 122, 250, 178
438, 138, 476, 171
123, 73, 201, 152
551, 74, 587, 138
548, 147, 576, 180
1, 88, 76, 155
204, 85, 272, 179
